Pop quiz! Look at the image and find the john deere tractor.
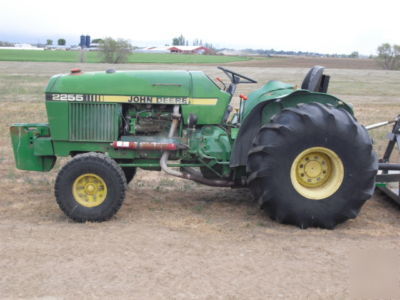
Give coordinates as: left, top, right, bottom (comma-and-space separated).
10, 66, 378, 228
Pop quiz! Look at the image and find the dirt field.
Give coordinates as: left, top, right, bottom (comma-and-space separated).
228, 56, 381, 70
1, 61, 400, 299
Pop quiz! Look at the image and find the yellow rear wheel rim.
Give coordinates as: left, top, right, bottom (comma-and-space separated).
290, 147, 344, 200
72, 173, 107, 207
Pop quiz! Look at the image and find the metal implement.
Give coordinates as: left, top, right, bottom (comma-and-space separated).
368, 116, 400, 204
365, 118, 398, 131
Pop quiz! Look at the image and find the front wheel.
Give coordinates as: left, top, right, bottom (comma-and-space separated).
247, 103, 377, 229
55, 152, 127, 222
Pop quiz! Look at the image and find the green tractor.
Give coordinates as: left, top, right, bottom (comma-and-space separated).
10, 66, 378, 229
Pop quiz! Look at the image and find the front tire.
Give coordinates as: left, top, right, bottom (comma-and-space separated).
55, 152, 126, 222
247, 103, 377, 229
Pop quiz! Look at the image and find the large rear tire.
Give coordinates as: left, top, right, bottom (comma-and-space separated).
247, 103, 377, 229
55, 152, 126, 222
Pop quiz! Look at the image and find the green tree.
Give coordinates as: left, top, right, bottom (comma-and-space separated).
99, 37, 132, 63
377, 43, 400, 70
92, 38, 104, 44
204, 42, 215, 50
0, 41, 14, 47
349, 51, 359, 58
57, 38, 66, 46
172, 34, 186, 46
46, 39, 53, 45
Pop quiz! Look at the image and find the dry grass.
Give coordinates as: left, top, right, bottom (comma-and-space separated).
1, 61, 400, 299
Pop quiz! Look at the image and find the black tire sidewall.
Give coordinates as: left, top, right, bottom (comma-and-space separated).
267, 128, 368, 216
247, 103, 377, 228
56, 155, 125, 221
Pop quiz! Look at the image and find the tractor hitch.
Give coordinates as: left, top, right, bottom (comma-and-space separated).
368, 116, 400, 204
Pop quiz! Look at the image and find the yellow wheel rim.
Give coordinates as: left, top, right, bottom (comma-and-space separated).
290, 147, 344, 200
72, 173, 107, 207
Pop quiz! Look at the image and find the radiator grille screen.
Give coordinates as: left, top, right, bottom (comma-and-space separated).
69, 103, 119, 141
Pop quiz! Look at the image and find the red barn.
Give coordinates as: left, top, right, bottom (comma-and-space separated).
168, 46, 213, 54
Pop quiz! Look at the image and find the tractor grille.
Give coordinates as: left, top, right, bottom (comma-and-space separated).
69, 103, 119, 141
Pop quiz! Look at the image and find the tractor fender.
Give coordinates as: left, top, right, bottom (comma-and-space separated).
229, 90, 353, 167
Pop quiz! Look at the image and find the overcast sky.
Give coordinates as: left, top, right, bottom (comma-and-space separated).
0, 0, 398, 55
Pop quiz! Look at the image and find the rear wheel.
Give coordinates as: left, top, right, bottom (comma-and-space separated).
247, 103, 377, 229
55, 152, 126, 222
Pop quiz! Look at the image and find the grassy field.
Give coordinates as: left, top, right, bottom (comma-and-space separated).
0, 49, 251, 64
1, 61, 400, 298
0, 49, 382, 70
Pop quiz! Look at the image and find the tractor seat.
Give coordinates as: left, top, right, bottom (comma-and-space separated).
301, 66, 330, 93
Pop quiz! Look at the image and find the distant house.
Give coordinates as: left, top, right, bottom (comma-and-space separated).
217, 49, 243, 56
168, 46, 213, 54
135, 47, 171, 54
88, 43, 101, 51
134, 45, 213, 54
0, 44, 43, 51
45, 45, 70, 50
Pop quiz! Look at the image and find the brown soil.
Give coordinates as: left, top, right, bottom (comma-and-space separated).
1, 170, 400, 299
227, 56, 381, 70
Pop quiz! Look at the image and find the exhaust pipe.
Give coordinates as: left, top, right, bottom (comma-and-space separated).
160, 105, 233, 187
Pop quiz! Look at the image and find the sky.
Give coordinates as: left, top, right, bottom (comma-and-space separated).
0, 0, 398, 55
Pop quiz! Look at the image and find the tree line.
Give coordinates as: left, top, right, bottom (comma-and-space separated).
171, 34, 215, 50
45, 39, 66, 46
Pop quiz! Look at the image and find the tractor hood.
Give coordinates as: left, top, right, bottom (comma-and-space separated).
46, 70, 192, 97
44, 69, 232, 126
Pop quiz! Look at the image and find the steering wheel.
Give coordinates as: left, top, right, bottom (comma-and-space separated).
218, 66, 257, 84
